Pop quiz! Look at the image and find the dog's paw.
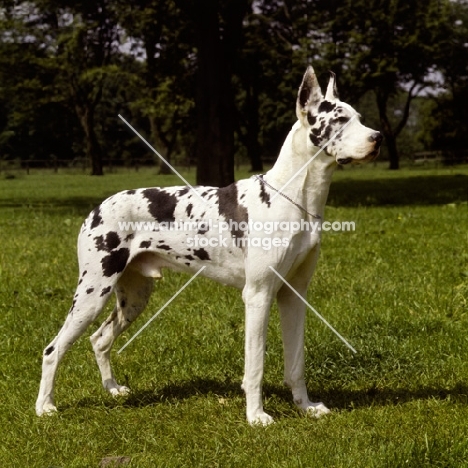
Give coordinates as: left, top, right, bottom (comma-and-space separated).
104, 379, 131, 397
248, 411, 275, 426
304, 401, 330, 418
109, 385, 131, 397
36, 402, 57, 416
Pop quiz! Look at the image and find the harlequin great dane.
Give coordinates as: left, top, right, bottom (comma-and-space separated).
36, 66, 382, 425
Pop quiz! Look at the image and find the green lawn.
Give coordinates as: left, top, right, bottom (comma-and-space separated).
0, 164, 467, 467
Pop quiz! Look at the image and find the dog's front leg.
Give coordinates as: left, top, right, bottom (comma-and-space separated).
277, 278, 330, 419
241, 288, 275, 426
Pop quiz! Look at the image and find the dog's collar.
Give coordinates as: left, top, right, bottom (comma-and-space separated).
255, 175, 321, 220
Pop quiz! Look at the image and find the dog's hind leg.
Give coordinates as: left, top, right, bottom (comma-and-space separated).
276, 257, 330, 418
36, 280, 116, 416
90, 268, 154, 396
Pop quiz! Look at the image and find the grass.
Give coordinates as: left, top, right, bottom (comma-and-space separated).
0, 164, 468, 467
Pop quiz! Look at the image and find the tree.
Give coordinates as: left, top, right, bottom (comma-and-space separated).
2, 0, 465, 178
234, 0, 315, 171
176, 0, 250, 187
425, 1, 468, 158
52, 1, 121, 175
6, 0, 122, 175
308, 0, 453, 169
0, 5, 80, 163
235, 10, 264, 172
116, 0, 194, 174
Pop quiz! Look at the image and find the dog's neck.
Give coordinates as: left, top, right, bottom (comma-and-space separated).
265, 121, 337, 219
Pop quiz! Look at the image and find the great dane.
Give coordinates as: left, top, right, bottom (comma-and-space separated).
36, 66, 382, 425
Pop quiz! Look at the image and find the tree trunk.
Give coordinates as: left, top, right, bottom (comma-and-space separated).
148, 114, 172, 175
144, 22, 171, 175
193, 1, 234, 187
247, 129, 263, 172
176, 0, 248, 186
376, 89, 399, 170
245, 59, 263, 172
77, 105, 104, 176
376, 84, 418, 170
386, 133, 399, 170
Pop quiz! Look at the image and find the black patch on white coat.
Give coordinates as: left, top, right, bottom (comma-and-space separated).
322, 124, 333, 142
194, 248, 210, 261
310, 113, 346, 149
143, 188, 178, 223
312, 120, 325, 136
101, 248, 130, 277
94, 232, 121, 252
258, 180, 271, 207
177, 187, 190, 196
69, 298, 77, 314
309, 133, 321, 147
140, 240, 151, 249
318, 101, 336, 113
45, 346, 55, 355
217, 183, 248, 239
197, 222, 210, 234
330, 116, 350, 126
90, 207, 103, 229
100, 286, 112, 297
307, 112, 316, 125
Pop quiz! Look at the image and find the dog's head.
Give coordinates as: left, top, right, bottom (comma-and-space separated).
296, 66, 382, 165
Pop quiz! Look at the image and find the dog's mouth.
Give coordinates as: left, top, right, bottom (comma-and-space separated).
337, 157, 352, 165
367, 148, 380, 160
337, 148, 380, 166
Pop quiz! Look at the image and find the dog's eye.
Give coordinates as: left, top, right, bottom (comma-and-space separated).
336, 116, 350, 124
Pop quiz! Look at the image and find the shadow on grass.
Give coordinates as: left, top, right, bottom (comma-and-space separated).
0, 196, 105, 217
2, 175, 468, 214
122, 378, 244, 406
310, 381, 468, 410
70, 378, 468, 415
328, 174, 468, 206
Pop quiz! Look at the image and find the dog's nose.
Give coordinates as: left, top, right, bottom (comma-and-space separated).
369, 132, 383, 146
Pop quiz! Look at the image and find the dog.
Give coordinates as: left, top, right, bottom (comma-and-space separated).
36, 66, 382, 425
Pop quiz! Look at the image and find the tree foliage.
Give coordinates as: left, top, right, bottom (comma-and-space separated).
0, 0, 467, 179
425, 1, 468, 159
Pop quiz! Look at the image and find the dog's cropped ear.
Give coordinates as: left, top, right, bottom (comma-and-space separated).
325, 71, 339, 101
296, 66, 322, 121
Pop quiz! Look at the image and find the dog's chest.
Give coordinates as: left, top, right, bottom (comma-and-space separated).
289, 227, 321, 261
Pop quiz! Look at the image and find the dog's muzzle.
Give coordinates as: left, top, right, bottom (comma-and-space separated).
337, 132, 383, 165
369, 132, 383, 148
367, 132, 383, 160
